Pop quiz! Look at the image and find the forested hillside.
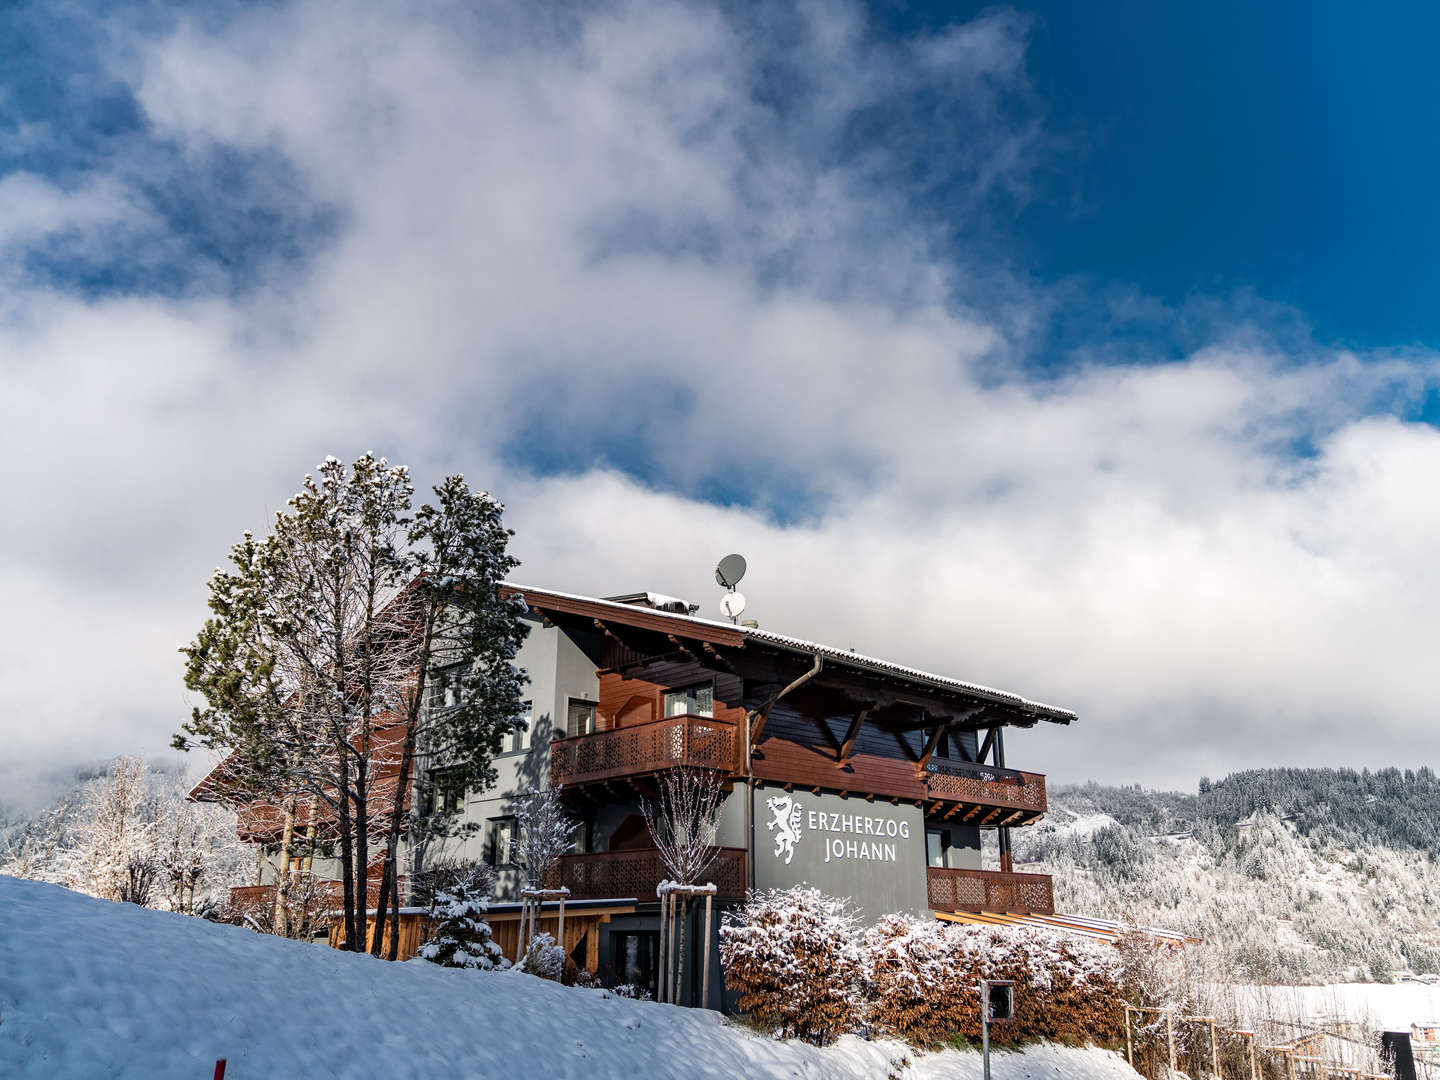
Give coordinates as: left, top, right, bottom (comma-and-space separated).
1014, 768, 1440, 983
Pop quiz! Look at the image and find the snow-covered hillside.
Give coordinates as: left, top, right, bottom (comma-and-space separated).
0, 876, 1139, 1080
1016, 776, 1440, 983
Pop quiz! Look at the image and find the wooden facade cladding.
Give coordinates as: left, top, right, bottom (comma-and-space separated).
751, 706, 1047, 824
926, 868, 1055, 915
553, 847, 747, 902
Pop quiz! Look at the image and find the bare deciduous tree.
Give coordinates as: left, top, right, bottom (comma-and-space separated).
642, 767, 725, 887
643, 767, 726, 1005
514, 786, 575, 890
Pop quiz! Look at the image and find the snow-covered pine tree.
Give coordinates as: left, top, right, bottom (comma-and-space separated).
417, 871, 508, 970
373, 473, 529, 958
178, 455, 529, 955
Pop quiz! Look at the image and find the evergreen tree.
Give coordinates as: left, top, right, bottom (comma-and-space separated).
417, 874, 508, 970
177, 454, 528, 954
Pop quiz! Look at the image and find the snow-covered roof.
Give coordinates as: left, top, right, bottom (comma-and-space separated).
505, 583, 1077, 724
938, 910, 1201, 945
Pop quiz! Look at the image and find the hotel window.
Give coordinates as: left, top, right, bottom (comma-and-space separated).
426, 767, 466, 816
566, 699, 597, 737
926, 829, 949, 868
488, 817, 518, 867
508, 700, 534, 753
663, 682, 714, 719
426, 665, 465, 711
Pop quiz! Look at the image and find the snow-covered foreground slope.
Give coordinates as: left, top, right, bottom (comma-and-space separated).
0, 876, 1140, 1080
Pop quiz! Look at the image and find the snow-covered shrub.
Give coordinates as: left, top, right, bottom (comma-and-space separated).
720, 886, 861, 1045
519, 932, 565, 980
863, 915, 970, 1045
864, 916, 1124, 1048
417, 877, 508, 970
610, 983, 651, 1001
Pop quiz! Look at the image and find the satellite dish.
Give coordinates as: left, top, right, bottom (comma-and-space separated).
715, 553, 747, 589
720, 591, 747, 620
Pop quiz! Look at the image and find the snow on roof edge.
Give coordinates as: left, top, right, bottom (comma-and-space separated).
504, 582, 1077, 724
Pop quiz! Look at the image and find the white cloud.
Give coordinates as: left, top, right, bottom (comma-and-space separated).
1, 0, 1437, 806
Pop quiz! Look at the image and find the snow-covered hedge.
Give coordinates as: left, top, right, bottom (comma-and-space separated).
864, 915, 1124, 1047
719, 886, 862, 1045
724, 889, 1125, 1049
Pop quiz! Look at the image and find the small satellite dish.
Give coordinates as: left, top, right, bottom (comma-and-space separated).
720, 591, 747, 620
715, 553, 747, 589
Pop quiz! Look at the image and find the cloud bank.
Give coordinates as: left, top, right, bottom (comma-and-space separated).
2, 0, 1437, 806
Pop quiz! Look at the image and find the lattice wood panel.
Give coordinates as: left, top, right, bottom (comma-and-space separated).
555, 847, 746, 900
551, 716, 739, 787
923, 762, 1046, 815
926, 867, 1054, 915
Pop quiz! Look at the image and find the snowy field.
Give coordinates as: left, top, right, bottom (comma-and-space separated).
0, 875, 1141, 1079
1234, 981, 1440, 1031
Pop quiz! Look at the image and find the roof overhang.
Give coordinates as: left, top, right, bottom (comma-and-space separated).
504, 583, 1077, 727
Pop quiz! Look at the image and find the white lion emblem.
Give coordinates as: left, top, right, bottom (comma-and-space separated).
766, 795, 803, 865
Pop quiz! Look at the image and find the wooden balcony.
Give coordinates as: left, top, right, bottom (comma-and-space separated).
553, 847, 747, 901
550, 715, 739, 790
923, 761, 1046, 826
926, 867, 1054, 915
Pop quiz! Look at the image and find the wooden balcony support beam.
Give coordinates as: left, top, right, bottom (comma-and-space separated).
836, 708, 873, 766
702, 642, 738, 674
977, 727, 997, 767
666, 634, 699, 664
915, 720, 949, 773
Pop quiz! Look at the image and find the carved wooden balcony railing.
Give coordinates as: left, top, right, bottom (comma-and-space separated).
923, 761, 1047, 825
550, 715, 739, 789
926, 867, 1054, 914
552, 847, 747, 901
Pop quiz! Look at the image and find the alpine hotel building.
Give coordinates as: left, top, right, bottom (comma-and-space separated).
218, 583, 1075, 1008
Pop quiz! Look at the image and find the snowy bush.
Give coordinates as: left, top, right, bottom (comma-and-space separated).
863, 916, 1124, 1048
720, 886, 862, 1045
519, 932, 565, 980
863, 915, 970, 1045
417, 877, 508, 970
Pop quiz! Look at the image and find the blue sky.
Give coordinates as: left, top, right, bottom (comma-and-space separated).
882, 2, 1440, 353
4, 0, 1440, 800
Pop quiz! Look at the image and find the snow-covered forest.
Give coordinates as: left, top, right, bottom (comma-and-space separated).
1014, 768, 1440, 983
0, 756, 243, 914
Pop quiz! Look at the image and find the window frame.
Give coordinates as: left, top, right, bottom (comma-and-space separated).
662, 680, 715, 719
504, 700, 534, 755
488, 816, 519, 868
566, 698, 598, 737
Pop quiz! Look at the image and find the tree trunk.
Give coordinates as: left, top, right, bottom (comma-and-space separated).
273, 795, 297, 938
675, 895, 688, 1006
353, 755, 370, 952
379, 719, 418, 960
336, 741, 358, 951
302, 801, 318, 875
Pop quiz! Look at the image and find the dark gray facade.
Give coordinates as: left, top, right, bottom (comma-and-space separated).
750, 783, 931, 919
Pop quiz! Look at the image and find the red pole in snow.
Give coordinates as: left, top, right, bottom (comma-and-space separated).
213, 1060, 227, 1080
